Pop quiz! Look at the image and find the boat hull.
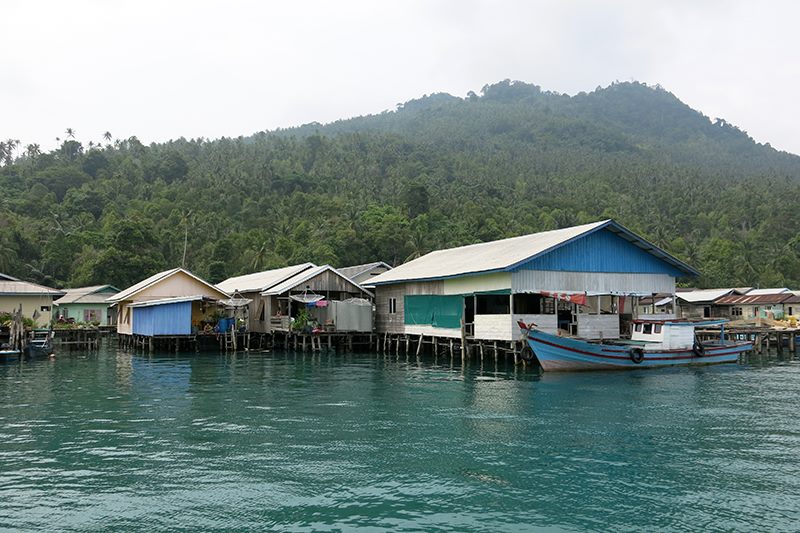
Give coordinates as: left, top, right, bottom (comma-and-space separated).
526, 329, 752, 371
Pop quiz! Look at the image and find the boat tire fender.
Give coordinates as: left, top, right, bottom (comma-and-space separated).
520, 345, 536, 363
629, 347, 645, 364
693, 341, 706, 357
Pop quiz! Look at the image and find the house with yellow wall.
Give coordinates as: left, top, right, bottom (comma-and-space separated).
107, 268, 229, 337
0, 273, 64, 326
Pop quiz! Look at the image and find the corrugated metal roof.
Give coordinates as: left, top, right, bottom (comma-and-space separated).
716, 293, 794, 305
262, 265, 372, 297
745, 288, 790, 296
109, 268, 227, 302
337, 261, 392, 281
0, 273, 20, 281
129, 295, 212, 308
216, 263, 315, 293
0, 280, 64, 296
368, 220, 698, 286
654, 297, 674, 307
54, 285, 120, 305
676, 289, 735, 303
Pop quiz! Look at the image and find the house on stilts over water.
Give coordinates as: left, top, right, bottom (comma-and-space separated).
108, 268, 235, 350
217, 263, 374, 336
367, 219, 698, 349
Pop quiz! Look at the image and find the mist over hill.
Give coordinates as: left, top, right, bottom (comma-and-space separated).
1, 80, 798, 289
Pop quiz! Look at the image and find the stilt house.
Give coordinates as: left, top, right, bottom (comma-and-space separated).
367, 220, 697, 342
0, 273, 64, 326
54, 285, 120, 325
218, 264, 373, 333
108, 268, 229, 337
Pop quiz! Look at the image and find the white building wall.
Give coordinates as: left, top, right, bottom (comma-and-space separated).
405, 325, 461, 338
577, 315, 620, 339
473, 314, 558, 341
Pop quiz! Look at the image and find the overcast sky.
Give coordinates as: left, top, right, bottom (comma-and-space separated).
3, 0, 799, 154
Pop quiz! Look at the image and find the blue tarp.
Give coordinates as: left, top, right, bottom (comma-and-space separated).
132, 301, 192, 336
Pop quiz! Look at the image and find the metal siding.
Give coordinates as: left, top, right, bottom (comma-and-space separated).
512, 271, 675, 294
512, 229, 685, 276
132, 301, 191, 336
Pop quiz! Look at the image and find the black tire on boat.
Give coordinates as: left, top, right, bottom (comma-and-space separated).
629, 347, 645, 364
520, 345, 536, 363
693, 341, 706, 357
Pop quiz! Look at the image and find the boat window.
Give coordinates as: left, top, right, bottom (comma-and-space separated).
635, 323, 642, 332
643, 324, 653, 334
654, 324, 662, 334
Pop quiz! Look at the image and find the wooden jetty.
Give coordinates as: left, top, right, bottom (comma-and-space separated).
53, 328, 103, 351
696, 325, 798, 356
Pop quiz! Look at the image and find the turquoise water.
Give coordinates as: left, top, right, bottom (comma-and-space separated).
1, 348, 799, 532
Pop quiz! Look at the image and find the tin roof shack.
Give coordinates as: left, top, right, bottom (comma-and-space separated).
129, 296, 222, 336
217, 263, 316, 333
54, 285, 120, 326
108, 268, 229, 336
636, 293, 676, 319
368, 220, 697, 342
338, 262, 393, 289
260, 265, 373, 333
675, 288, 741, 318
715, 293, 798, 321
0, 273, 64, 327
785, 295, 800, 319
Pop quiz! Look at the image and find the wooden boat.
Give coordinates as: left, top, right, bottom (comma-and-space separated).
24, 329, 54, 358
0, 346, 22, 362
518, 319, 752, 371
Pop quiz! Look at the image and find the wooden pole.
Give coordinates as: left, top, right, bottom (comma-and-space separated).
416, 335, 423, 356
460, 318, 466, 362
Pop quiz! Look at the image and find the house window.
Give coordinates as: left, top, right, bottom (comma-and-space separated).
388, 298, 397, 314
513, 294, 555, 315
124, 307, 131, 324
40, 306, 50, 311
789, 307, 794, 316
753, 307, 759, 315
732, 307, 742, 317
476, 294, 510, 315
83, 309, 99, 322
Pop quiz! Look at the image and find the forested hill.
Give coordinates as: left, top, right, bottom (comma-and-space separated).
1, 80, 799, 291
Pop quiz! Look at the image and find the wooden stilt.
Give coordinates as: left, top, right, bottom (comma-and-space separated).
416, 335, 423, 356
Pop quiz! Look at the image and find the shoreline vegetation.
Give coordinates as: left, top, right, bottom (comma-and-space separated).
1, 80, 798, 291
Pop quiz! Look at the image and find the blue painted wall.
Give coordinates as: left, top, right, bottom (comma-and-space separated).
132, 301, 192, 336
512, 228, 685, 276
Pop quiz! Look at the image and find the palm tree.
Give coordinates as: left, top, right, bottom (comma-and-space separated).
251, 241, 270, 271
65, 128, 76, 139
180, 210, 193, 268
103, 131, 112, 146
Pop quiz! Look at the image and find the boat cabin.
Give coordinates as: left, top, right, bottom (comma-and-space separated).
631, 319, 723, 350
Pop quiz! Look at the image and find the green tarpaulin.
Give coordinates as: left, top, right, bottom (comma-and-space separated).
404, 295, 463, 329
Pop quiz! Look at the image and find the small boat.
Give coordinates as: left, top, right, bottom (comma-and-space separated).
24, 329, 54, 358
0, 345, 22, 362
518, 319, 752, 371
